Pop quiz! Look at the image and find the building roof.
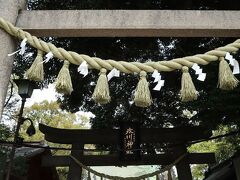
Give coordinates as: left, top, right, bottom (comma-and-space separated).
204, 151, 240, 180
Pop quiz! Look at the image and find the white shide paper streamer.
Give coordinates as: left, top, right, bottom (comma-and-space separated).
225, 52, 240, 75
107, 68, 120, 81
43, 52, 53, 63
191, 63, 206, 81
152, 70, 165, 91
78, 61, 88, 77
8, 38, 27, 56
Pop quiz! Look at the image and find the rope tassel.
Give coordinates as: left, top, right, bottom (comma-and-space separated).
55, 61, 73, 95
134, 71, 152, 107
26, 50, 44, 81
218, 57, 239, 90
92, 68, 111, 104
180, 66, 198, 102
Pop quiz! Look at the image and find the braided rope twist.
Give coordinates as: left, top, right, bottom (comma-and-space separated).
70, 153, 187, 180
1, 17, 240, 73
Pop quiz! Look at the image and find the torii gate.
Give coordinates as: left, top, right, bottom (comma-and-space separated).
1, 0, 240, 179
39, 123, 216, 180
1, 1, 240, 118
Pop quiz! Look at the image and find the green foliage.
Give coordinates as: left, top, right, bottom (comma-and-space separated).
189, 125, 240, 179
0, 123, 12, 178
0, 123, 12, 140
20, 100, 86, 152
57, 167, 69, 180
19, 101, 89, 179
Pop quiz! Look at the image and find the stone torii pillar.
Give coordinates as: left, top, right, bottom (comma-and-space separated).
0, 0, 26, 120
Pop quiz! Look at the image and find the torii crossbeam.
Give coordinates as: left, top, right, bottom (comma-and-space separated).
39, 123, 216, 180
